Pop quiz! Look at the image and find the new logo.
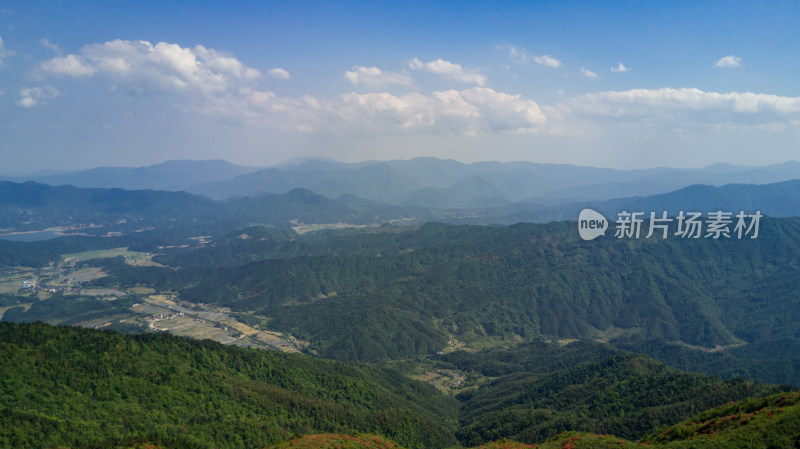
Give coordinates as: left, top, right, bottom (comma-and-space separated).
578, 209, 608, 241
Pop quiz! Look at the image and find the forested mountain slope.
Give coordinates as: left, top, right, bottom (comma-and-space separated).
1, 323, 792, 449
97, 218, 800, 365
0, 322, 458, 449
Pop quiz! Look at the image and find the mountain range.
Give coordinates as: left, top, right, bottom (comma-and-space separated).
2, 177, 799, 236
0, 181, 438, 233
11, 159, 258, 192
491, 179, 800, 224
7, 158, 800, 209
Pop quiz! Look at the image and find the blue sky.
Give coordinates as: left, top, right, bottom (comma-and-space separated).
1, 1, 799, 173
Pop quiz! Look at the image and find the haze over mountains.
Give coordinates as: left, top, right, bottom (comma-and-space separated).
495, 179, 800, 224
2, 178, 800, 236
7, 158, 800, 210
1, 157, 800, 234
8, 159, 259, 192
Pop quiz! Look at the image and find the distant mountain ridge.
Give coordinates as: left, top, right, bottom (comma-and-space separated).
1, 177, 799, 234
15, 159, 259, 192
185, 158, 800, 208
14, 158, 800, 210
0, 181, 415, 232
497, 179, 800, 224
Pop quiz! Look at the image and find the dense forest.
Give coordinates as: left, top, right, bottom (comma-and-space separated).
0, 322, 794, 449
455, 354, 781, 445
88, 218, 800, 370
0, 322, 458, 449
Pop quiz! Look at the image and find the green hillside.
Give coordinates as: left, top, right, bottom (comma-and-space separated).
527, 390, 800, 448
643, 391, 800, 448
456, 354, 782, 445
0, 322, 458, 449
96, 218, 800, 368
1, 323, 793, 449
278, 391, 800, 448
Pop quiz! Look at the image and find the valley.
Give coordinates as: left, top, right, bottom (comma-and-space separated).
0, 247, 307, 352
1, 160, 800, 448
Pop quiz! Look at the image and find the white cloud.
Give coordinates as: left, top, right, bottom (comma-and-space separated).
193, 45, 261, 80
40, 39, 261, 94
33, 39, 541, 136
204, 86, 546, 135
498, 45, 531, 64
715, 55, 741, 68
41, 54, 96, 76
330, 87, 544, 134
534, 55, 561, 68
575, 88, 800, 114
460, 87, 547, 132
344, 66, 412, 88
499, 47, 562, 68
269, 68, 291, 79
611, 62, 629, 72
40, 38, 61, 54
507, 46, 528, 63
17, 86, 59, 108
580, 67, 599, 78
408, 57, 487, 86
562, 87, 800, 132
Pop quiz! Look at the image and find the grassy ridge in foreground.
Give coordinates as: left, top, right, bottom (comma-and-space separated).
642, 390, 800, 448
0, 322, 458, 449
456, 353, 785, 445
277, 391, 800, 449
2, 322, 797, 449
477, 390, 800, 448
